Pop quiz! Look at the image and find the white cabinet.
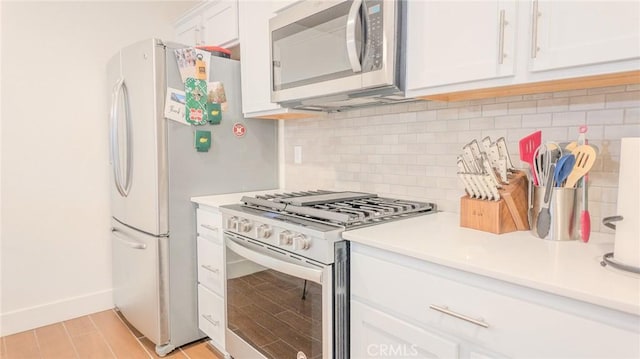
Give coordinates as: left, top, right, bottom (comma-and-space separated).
351, 301, 460, 359
197, 285, 225, 348
406, 1, 517, 92
175, 0, 239, 48
175, 14, 203, 47
351, 243, 640, 358
195, 206, 227, 353
530, 1, 640, 72
238, 0, 318, 120
405, 0, 640, 99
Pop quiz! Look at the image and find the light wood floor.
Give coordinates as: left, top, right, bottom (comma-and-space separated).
0, 309, 223, 359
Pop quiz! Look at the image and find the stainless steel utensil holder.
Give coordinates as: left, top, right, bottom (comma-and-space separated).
530, 185, 578, 241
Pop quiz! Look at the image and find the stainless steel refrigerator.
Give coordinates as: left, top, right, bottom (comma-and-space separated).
107, 38, 278, 356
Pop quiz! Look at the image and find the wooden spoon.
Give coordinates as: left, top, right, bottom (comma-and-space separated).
564, 145, 597, 188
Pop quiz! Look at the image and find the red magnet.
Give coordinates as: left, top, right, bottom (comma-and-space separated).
233, 123, 246, 137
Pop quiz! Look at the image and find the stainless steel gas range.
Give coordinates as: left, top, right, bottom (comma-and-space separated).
220, 191, 436, 359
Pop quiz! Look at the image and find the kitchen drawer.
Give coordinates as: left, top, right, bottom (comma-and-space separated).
198, 285, 225, 349
197, 236, 224, 295
351, 250, 639, 358
351, 300, 459, 359
196, 208, 222, 243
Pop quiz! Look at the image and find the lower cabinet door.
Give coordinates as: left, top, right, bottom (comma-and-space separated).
351, 300, 460, 359
198, 285, 225, 350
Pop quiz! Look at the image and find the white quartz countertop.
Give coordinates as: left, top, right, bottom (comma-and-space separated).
191, 189, 281, 208
343, 211, 640, 316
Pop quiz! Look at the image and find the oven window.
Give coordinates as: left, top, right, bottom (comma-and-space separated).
227, 268, 323, 359
272, 1, 363, 91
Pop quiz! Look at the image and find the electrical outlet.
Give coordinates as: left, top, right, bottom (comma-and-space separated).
294, 146, 302, 164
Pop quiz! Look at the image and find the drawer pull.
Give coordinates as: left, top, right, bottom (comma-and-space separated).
429, 305, 489, 328
201, 265, 220, 274
202, 314, 219, 326
201, 224, 219, 232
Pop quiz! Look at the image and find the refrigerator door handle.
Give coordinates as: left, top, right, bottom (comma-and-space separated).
109, 78, 132, 197
112, 228, 147, 250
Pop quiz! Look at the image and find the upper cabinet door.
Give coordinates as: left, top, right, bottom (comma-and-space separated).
175, 14, 202, 47
530, 1, 640, 72
238, 0, 281, 115
174, 1, 239, 48
201, 0, 239, 48
405, 1, 517, 92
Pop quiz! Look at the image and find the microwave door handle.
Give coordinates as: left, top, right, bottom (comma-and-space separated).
346, 0, 363, 73
226, 236, 323, 285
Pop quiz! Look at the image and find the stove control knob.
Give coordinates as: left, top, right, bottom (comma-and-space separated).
257, 224, 272, 239
292, 234, 311, 251
278, 230, 293, 245
238, 218, 252, 233
226, 216, 239, 231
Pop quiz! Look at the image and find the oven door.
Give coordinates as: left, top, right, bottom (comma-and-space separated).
225, 232, 332, 359
270, 0, 399, 103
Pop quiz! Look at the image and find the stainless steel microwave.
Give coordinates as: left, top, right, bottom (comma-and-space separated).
269, 0, 407, 111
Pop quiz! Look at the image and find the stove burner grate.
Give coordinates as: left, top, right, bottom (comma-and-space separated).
243, 190, 436, 228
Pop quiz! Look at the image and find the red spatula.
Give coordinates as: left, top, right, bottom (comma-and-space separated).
519, 131, 542, 185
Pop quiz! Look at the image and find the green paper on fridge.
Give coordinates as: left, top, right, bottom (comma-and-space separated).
185, 78, 208, 125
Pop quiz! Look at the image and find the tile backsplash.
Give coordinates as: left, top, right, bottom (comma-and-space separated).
283, 85, 640, 233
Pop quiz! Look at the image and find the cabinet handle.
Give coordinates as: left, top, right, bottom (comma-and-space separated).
201, 224, 219, 232
202, 314, 219, 326
498, 9, 507, 64
531, 0, 541, 58
429, 305, 489, 328
201, 265, 220, 274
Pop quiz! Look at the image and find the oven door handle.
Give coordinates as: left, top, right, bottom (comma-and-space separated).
226, 237, 323, 285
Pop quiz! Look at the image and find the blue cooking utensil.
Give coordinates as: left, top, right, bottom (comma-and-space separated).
554, 154, 576, 187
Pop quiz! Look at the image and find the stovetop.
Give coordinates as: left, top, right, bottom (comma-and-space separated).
220, 190, 436, 264
240, 190, 436, 228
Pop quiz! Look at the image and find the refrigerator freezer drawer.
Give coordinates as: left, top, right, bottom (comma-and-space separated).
197, 236, 224, 296
111, 219, 169, 345
198, 285, 225, 350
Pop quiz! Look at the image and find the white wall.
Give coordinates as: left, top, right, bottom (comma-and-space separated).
283, 86, 640, 234
0, 0, 197, 336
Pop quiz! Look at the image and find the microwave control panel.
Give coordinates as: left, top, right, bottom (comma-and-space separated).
363, 0, 385, 72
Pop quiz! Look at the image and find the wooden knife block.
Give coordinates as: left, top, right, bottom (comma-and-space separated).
460, 171, 530, 234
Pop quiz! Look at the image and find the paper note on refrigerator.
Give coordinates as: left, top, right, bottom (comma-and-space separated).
174, 48, 210, 83
207, 81, 228, 112
163, 88, 189, 126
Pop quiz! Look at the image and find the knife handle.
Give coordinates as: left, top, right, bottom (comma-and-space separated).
496, 137, 516, 170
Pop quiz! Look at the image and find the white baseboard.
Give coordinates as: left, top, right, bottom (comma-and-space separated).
0, 289, 114, 336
